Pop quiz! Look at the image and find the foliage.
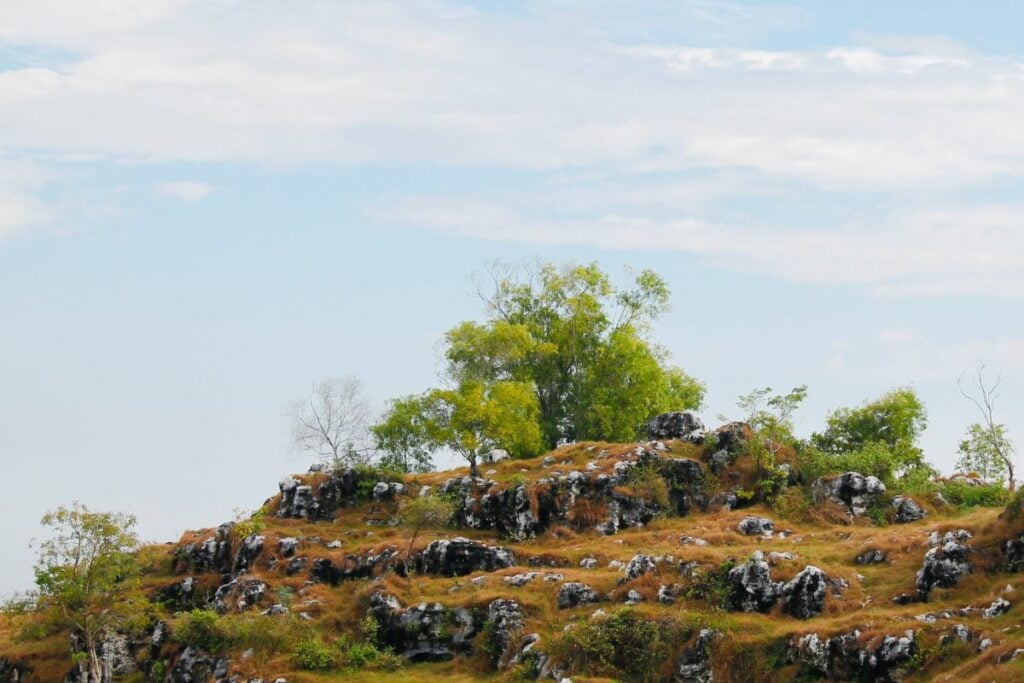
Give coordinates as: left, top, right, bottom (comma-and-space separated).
957, 422, 1014, 482
374, 379, 541, 477
683, 559, 736, 610
173, 609, 229, 653
400, 494, 457, 555
736, 385, 807, 480
31, 503, 146, 681
811, 388, 927, 471
771, 487, 812, 522
940, 479, 1010, 509
372, 394, 436, 473
294, 634, 337, 670
624, 465, 670, 510
550, 608, 681, 681
231, 506, 266, 540
958, 364, 1017, 490
444, 261, 703, 448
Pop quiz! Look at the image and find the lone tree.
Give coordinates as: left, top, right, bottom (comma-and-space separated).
32, 503, 144, 682
399, 494, 456, 557
375, 379, 541, 477
286, 375, 374, 470
958, 364, 1017, 490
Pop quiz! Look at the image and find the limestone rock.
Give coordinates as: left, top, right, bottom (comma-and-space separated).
413, 538, 514, 577
782, 566, 828, 619
811, 472, 886, 516
891, 496, 926, 524
647, 411, 705, 442
737, 516, 774, 536
728, 552, 781, 613
557, 582, 600, 609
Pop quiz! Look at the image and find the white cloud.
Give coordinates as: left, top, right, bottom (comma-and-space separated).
154, 180, 212, 203
1, 0, 1023, 295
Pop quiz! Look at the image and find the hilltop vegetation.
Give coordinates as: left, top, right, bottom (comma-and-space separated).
4, 413, 1024, 682
3, 261, 1022, 683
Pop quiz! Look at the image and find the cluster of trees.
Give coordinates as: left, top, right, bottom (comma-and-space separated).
285, 260, 1018, 489
288, 261, 703, 476
736, 365, 1017, 495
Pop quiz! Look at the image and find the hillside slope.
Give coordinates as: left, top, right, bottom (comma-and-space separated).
4, 417, 1024, 682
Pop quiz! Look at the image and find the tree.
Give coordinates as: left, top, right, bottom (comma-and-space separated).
32, 504, 144, 682
958, 364, 1017, 490
810, 387, 929, 482
286, 375, 374, 469
735, 385, 807, 485
371, 395, 436, 473
445, 261, 703, 447
421, 379, 542, 477
957, 423, 1014, 483
399, 495, 456, 557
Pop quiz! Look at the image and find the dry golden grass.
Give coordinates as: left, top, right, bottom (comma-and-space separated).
6, 440, 1024, 682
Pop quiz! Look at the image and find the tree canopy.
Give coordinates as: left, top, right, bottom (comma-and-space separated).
32, 504, 145, 681
443, 261, 703, 448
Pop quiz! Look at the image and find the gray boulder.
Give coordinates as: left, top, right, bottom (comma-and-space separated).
782, 566, 829, 619
737, 516, 774, 536
916, 539, 971, 598
624, 554, 658, 581
728, 551, 781, 613
811, 472, 886, 516
647, 411, 705, 442
557, 582, 601, 609
855, 549, 887, 565
676, 629, 720, 683
891, 496, 926, 523
413, 537, 514, 577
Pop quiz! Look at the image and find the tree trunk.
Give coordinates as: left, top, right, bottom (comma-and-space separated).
85, 632, 102, 683
469, 453, 479, 478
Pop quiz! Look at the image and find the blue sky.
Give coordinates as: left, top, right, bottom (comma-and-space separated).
2, 0, 1024, 594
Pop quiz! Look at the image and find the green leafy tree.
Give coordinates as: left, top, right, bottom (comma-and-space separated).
371, 395, 436, 473
811, 387, 928, 476
445, 261, 703, 447
957, 423, 1014, 483
735, 385, 807, 487
32, 503, 144, 681
399, 494, 456, 556
423, 380, 542, 477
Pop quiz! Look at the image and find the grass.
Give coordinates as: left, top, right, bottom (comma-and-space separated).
5, 439, 1024, 682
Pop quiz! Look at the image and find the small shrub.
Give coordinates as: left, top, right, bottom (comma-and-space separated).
274, 585, 295, 607
683, 559, 735, 610
550, 609, 678, 681
232, 507, 266, 540
294, 634, 336, 671
941, 480, 1010, 509
772, 487, 811, 522
345, 640, 380, 668
173, 609, 229, 653
625, 465, 670, 509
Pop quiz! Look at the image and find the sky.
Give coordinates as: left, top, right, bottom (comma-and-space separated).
2, 0, 1024, 595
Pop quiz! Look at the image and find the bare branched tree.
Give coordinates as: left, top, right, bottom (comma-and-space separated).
285, 375, 375, 469
958, 363, 1017, 491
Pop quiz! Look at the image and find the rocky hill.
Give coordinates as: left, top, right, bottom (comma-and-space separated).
4, 413, 1024, 682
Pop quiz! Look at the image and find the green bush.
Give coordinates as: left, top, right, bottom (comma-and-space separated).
173, 609, 229, 653
551, 609, 680, 681
232, 506, 266, 540
626, 465, 670, 509
344, 641, 380, 668
940, 480, 1009, 509
683, 560, 735, 610
294, 635, 337, 670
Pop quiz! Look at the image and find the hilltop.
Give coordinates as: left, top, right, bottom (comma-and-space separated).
4, 413, 1024, 683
